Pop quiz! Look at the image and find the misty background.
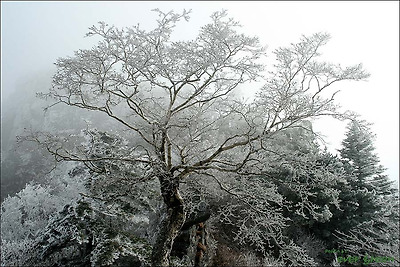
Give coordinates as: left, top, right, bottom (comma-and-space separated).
1, 1, 399, 197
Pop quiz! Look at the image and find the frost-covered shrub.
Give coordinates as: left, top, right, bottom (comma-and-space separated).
0, 238, 36, 266
22, 201, 152, 267
294, 231, 328, 265
1, 183, 57, 241
90, 231, 152, 266
1, 163, 87, 241
1, 163, 88, 266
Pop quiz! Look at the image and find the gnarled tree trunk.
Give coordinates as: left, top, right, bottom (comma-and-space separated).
151, 173, 186, 266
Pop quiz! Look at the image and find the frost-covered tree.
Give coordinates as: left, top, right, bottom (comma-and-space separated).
339, 120, 392, 191
332, 120, 400, 265
263, 123, 343, 227
247, 123, 348, 265
337, 120, 396, 226
23, 9, 369, 266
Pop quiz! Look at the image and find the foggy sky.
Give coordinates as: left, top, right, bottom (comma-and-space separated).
1, 1, 399, 186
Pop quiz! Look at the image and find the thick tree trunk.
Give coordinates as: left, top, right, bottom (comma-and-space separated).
151, 174, 186, 266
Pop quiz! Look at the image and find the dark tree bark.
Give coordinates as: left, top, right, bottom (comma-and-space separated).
151, 173, 186, 266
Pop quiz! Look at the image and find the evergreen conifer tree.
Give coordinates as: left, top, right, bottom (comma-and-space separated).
339, 120, 395, 211
333, 120, 399, 262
